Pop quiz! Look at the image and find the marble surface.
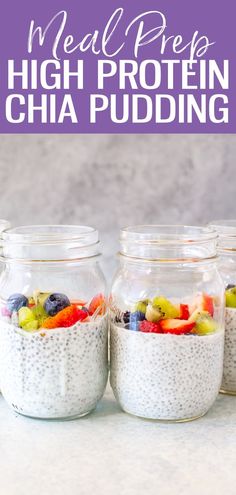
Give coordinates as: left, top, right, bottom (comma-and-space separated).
0, 385, 235, 495
0, 134, 235, 280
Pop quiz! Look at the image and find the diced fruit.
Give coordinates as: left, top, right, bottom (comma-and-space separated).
18, 307, 35, 327
56, 305, 88, 327
146, 304, 163, 322
81, 306, 89, 314
152, 296, 180, 319
31, 304, 48, 326
42, 316, 58, 329
37, 292, 52, 306
23, 320, 39, 331
123, 311, 130, 324
189, 309, 209, 322
192, 314, 218, 335
88, 293, 106, 316
129, 311, 145, 331
225, 287, 236, 308
160, 318, 196, 335
7, 293, 28, 313
134, 300, 149, 314
44, 293, 70, 316
179, 304, 190, 320
139, 320, 162, 333
226, 284, 236, 290
190, 293, 214, 317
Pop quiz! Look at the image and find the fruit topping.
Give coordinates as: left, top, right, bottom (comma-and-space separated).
159, 318, 196, 335
43, 305, 88, 329
42, 316, 58, 329
24, 320, 39, 332
225, 286, 236, 308
226, 284, 236, 290
31, 304, 48, 326
7, 293, 28, 313
134, 300, 149, 314
129, 311, 145, 331
191, 293, 214, 317
179, 304, 190, 320
189, 309, 209, 322
88, 293, 106, 316
57, 306, 88, 327
44, 293, 70, 316
37, 292, 52, 306
139, 320, 162, 333
192, 313, 218, 335
152, 296, 180, 319
2, 289, 106, 332
18, 307, 38, 330
145, 304, 163, 323
123, 311, 131, 324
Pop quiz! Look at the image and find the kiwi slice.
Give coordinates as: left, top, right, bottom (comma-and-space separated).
194, 314, 218, 335
225, 288, 236, 308
152, 296, 179, 319
134, 299, 150, 314
31, 304, 48, 325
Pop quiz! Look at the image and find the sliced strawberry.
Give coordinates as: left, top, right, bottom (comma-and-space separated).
190, 293, 214, 317
56, 306, 88, 327
139, 320, 162, 334
88, 293, 106, 316
160, 318, 195, 335
179, 304, 190, 320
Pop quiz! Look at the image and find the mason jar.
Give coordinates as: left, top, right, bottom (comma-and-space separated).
209, 220, 236, 395
0, 225, 108, 419
0, 220, 10, 233
110, 225, 225, 422
0, 220, 10, 272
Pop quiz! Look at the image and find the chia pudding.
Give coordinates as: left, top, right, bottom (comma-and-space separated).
110, 324, 224, 421
221, 307, 236, 394
0, 316, 108, 419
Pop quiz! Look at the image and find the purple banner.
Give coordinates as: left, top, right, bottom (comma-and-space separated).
0, 0, 235, 133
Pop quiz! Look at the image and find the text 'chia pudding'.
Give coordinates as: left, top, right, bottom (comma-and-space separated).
110, 293, 224, 421
221, 285, 236, 394
0, 291, 108, 419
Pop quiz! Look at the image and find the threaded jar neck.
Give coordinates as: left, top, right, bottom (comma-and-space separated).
0, 225, 100, 261
119, 225, 217, 262
209, 220, 236, 253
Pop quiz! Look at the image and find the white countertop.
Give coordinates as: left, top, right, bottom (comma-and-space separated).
0, 386, 235, 495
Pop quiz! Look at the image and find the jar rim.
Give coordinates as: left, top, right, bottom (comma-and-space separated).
209, 220, 236, 238
119, 225, 217, 262
1, 225, 100, 261
2, 225, 97, 244
0, 220, 11, 231
120, 225, 217, 244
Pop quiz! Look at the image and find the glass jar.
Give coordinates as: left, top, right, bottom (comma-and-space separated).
0, 220, 10, 233
209, 220, 236, 395
0, 225, 108, 419
0, 220, 10, 272
110, 225, 225, 422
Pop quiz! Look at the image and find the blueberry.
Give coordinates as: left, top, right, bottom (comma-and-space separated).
129, 311, 145, 331
123, 311, 131, 324
226, 284, 236, 290
44, 293, 70, 316
7, 293, 28, 313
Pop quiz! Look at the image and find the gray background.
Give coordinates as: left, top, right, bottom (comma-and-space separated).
0, 134, 235, 279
